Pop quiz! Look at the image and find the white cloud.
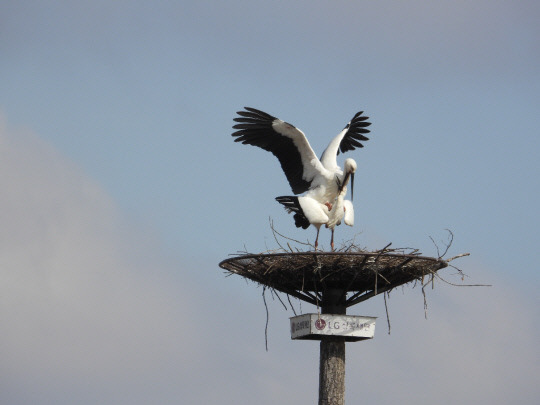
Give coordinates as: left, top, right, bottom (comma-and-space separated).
0, 115, 201, 404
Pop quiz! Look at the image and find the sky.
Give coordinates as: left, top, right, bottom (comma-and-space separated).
1, 1, 539, 404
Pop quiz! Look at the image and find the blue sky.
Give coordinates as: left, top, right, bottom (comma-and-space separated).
1, 1, 539, 404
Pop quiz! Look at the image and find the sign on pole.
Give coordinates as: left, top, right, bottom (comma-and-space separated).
290, 314, 376, 341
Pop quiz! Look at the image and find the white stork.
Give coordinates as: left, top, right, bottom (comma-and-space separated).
232, 107, 371, 248
276, 185, 355, 250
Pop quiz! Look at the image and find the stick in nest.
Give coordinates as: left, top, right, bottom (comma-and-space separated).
269, 217, 312, 251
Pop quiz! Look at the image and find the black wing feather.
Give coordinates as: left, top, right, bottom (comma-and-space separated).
338, 111, 372, 155
275, 196, 310, 229
232, 107, 312, 194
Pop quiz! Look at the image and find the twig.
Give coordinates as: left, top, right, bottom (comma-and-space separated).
262, 286, 269, 351
421, 278, 429, 319
439, 229, 454, 258
269, 217, 312, 248
434, 272, 491, 287
446, 253, 470, 262
269, 218, 287, 252
430, 229, 454, 259
376, 242, 393, 253
273, 288, 288, 311
429, 236, 440, 258
384, 292, 391, 335
287, 294, 298, 316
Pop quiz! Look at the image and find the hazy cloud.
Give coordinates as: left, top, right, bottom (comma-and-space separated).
0, 115, 201, 404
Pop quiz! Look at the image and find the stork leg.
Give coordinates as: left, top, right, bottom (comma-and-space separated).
314, 228, 320, 251
330, 229, 335, 252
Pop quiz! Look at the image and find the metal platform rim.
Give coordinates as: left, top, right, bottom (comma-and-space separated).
219, 250, 444, 267
219, 250, 448, 307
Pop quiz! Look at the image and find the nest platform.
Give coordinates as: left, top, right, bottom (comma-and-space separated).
219, 251, 448, 307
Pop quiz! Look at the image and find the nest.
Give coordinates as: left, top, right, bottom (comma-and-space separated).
219, 250, 449, 308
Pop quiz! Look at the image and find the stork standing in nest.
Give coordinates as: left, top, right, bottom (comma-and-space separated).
276, 181, 354, 250
232, 107, 371, 250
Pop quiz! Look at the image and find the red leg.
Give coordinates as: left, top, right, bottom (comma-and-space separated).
314, 228, 320, 251
331, 229, 335, 251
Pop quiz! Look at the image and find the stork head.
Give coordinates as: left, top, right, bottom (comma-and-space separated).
343, 158, 357, 201
344, 158, 357, 175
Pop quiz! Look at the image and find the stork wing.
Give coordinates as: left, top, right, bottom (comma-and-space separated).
232, 107, 325, 194
320, 111, 371, 171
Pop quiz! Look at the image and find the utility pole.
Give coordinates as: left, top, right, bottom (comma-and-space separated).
319, 289, 347, 405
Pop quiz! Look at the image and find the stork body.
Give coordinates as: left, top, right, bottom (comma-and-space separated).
325, 185, 355, 250
232, 107, 371, 249
275, 196, 329, 249
276, 191, 354, 250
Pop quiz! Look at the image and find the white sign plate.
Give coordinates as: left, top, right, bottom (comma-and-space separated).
290, 313, 376, 341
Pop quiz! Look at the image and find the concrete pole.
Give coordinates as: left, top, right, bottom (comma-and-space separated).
318, 289, 347, 405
